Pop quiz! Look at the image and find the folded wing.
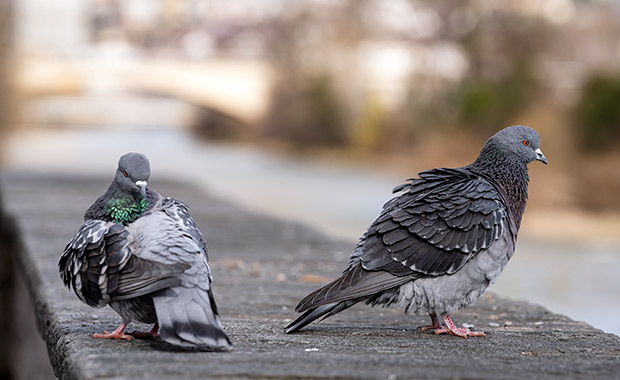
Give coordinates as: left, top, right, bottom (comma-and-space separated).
295, 168, 508, 312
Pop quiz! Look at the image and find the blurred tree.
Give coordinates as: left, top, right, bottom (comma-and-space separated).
191, 106, 246, 141
457, 61, 535, 134
574, 73, 620, 152
352, 95, 387, 150
260, 1, 363, 148
262, 72, 347, 147
451, 10, 547, 135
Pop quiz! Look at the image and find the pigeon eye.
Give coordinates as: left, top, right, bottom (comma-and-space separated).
522, 140, 530, 146
123, 170, 129, 177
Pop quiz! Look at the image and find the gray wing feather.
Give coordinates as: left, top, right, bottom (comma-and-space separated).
59, 220, 189, 307
130, 197, 231, 349
161, 197, 209, 260
112, 256, 188, 300
59, 220, 130, 307
292, 167, 508, 314
359, 168, 507, 276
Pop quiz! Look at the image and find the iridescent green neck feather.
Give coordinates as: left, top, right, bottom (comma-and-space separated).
104, 197, 150, 223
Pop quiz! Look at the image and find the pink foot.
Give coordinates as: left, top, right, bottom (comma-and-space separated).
93, 323, 133, 341
420, 313, 445, 332
130, 323, 159, 340
433, 314, 485, 338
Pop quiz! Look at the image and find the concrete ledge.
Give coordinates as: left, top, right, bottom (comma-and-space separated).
2, 171, 620, 380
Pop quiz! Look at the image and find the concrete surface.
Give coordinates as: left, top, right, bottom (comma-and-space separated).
1, 171, 620, 380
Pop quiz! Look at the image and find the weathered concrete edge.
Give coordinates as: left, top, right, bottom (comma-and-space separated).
0, 193, 17, 379
0, 175, 94, 380
7, 212, 80, 379
3, 173, 620, 380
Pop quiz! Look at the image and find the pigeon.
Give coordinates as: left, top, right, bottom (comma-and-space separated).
58, 152, 232, 350
285, 125, 547, 338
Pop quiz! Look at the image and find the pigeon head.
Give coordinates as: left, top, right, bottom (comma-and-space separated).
490, 125, 547, 165
115, 152, 151, 198
474, 125, 547, 169
470, 125, 546, 228
84, 153, 153, 223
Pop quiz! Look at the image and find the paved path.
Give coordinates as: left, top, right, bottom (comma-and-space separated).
2, 172, 620, 380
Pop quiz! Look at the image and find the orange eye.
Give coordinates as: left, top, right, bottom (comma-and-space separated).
522, 140, 530, 146
123, 170, 129, 177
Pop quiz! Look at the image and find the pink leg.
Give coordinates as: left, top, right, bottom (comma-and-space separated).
130, 323, 159, 340
93, 323, 133, 341
420, 313, 445, 332
433, 314, 485, 338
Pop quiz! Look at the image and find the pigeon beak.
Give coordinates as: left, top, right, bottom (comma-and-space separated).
135, 180, 148, 196
535, 148, 548, 165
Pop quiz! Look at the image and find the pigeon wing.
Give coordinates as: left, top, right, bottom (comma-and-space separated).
58, 219, 188, 308
360, 167, 508, 276
295, 168, 508, 312
129, 198, 231, 349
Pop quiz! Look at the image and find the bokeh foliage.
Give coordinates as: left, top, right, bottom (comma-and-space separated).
574, 73, 620, 152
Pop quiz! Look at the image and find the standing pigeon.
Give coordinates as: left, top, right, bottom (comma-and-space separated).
285, 125, 547, 338
58, 152, 232, 350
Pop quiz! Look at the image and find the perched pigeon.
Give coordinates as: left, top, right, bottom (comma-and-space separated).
285, 125, 547, 338
58, 152, 232, 350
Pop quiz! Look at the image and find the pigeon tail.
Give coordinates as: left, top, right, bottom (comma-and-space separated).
285, 301, 355, 334
153, 286, 232, 351
294, 263, 412, 313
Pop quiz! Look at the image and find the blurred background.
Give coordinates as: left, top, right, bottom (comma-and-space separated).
0, 0, 619, 355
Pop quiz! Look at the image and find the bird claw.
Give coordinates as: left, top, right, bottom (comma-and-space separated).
420, 314, 444, 332
93, 330, 134, 341
433, 326, 485, 338
422, 314, 485, 338
92, 323, 133, 341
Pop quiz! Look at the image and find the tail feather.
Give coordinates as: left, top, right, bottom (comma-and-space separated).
287, 263, 415, 333
295, 264, 412, 313
285, 301, 356, 334
153, 286, 232, 350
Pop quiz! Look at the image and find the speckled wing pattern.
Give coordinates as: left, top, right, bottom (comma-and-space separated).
296, 168, 508, 312
58, 219, 187, 308
361, 168, 507, 275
